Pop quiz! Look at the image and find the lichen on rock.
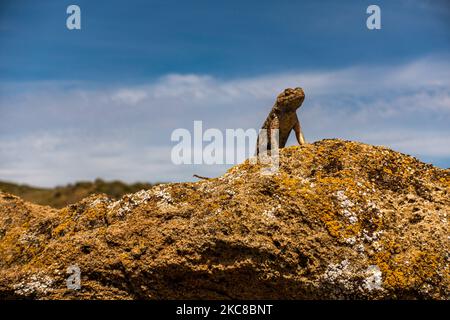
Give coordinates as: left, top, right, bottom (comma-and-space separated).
0, 139, 448, 299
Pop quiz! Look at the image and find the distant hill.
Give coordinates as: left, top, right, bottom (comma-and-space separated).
0, 179, 155, 208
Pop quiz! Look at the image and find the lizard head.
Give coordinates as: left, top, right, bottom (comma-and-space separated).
276, 87, 305, 111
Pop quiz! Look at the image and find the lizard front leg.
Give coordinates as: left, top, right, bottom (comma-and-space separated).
293, 115, 306, 145
257, 114, 280, 155
268, 114, 281, 150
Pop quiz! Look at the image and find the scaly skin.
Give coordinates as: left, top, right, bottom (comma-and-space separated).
257, 87, 306, 154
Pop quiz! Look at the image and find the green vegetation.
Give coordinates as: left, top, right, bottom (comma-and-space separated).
0, 179, 155, 208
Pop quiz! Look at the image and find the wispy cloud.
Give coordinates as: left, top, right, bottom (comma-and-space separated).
1, 56, 449, 186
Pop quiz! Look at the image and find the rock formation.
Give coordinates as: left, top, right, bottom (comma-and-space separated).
0, 139, 448, 299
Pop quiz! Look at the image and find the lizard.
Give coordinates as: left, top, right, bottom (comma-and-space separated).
256, 87, 306, 155
194, 87, 307, 179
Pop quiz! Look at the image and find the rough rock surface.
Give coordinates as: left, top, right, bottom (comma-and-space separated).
0, 139, 448, 299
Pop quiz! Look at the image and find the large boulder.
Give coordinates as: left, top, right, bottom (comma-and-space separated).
0, 139, 448, 299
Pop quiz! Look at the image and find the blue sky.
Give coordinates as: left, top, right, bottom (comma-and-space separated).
1, 0, 449, 80
0, 0, 449, 186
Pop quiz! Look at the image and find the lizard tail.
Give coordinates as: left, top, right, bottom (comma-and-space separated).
193, 174, 210, 180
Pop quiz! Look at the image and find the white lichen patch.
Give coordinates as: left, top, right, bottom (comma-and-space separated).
343, 209, 358, 224
131, 189, 153, 204
226, 189, 236, 197
323, 260, 384, 297
372, 240, 383, 252
152, 185, 179, 211
107, 189, 154, 216
323, 259, 351, 284
363, 265, 383, 291
14, 274, 53, 296
362, 229, 383, 242
89, 196, 112, 208
262, 204, 281, 220
18, 232, 39, 245
107, 199, 120, 211
335, 191, 358, 224
336, 191, 355, 208
154, 188, 172, 205
439, 212, 447, 224
367, 201, 378, 210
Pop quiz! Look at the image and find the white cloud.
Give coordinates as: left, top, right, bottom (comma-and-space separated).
112, 89, 148, 105
0, 56, 449, 186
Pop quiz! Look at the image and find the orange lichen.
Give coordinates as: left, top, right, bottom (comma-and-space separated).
0, 139, 448, 299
